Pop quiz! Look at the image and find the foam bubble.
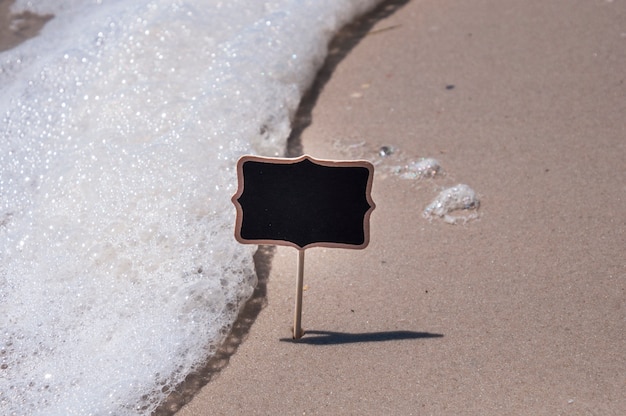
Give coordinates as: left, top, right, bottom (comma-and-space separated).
423, 184, 480, 224
398, 158, 442, 180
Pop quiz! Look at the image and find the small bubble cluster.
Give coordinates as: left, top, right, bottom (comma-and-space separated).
331, 140, 480, 224
397, 158, 442, 180
423, 184, 480, 224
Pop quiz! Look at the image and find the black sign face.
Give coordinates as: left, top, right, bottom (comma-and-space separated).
232, 155, 375, 250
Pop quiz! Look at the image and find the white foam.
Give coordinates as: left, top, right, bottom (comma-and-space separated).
0, 0, 380, 414
423, 184, 480, 224
398, 158, 442, 180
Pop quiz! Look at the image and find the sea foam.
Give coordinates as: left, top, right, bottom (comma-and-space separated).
0, 0, 379, 414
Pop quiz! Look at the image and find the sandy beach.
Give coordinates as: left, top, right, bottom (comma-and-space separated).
0, 0, 52, 52
175, 0, 625, 414
1, 0, 624, 414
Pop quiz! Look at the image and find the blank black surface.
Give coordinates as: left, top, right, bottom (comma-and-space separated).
236, 158, 372, 249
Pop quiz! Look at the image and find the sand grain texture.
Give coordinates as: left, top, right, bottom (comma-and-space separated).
178, 0, 625, 414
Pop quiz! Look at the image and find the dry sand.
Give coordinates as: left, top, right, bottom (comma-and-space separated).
175, 0, 625, 414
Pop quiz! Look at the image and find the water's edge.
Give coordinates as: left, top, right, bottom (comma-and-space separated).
153, 1, 410, 414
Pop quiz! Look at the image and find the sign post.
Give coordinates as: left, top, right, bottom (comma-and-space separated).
232, 154, 375, 339
294, 249, 305, 339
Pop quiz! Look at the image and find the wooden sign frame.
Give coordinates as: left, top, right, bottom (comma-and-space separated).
232, 154, 375, 338
232, 154, 375, 250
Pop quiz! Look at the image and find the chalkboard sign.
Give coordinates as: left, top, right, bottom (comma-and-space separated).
232, 155, 375, 250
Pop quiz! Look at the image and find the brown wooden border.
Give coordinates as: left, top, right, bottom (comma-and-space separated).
232, 154, 375, 250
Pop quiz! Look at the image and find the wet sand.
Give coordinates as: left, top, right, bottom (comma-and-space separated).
0, 0, 52, 52
177, 0, 625, 414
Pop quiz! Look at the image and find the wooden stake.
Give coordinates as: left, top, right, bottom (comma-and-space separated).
293, 249, 305, 339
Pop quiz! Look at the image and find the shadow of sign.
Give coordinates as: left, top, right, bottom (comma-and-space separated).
280, 330, 444, 345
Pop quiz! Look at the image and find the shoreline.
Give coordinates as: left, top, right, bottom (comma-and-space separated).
157, 2, 413, 412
